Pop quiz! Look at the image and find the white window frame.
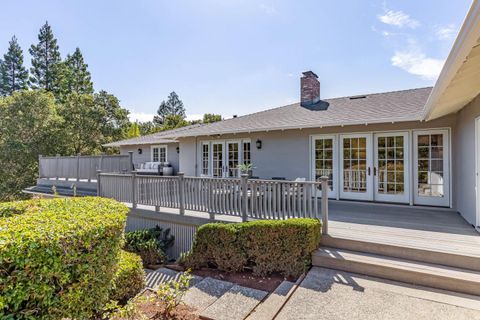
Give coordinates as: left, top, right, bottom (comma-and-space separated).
151, 145, 168, 163
413, 129, 450, 207
199, 138, 251, 177
310, 134, 337, 198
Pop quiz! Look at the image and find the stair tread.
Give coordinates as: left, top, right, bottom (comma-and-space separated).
200, 284, 268, 320
245, 280, 295, 320
184, 277, 235, 313
314, 247, 480, 282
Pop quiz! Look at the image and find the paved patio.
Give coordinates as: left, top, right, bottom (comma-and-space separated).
276, 267, 480, 320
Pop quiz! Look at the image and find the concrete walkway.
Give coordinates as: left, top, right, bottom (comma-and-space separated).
276, 267, 480, 320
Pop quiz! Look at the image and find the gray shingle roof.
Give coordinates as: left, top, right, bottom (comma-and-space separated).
103, 124, 204, 147
105, 87, 432, 146
159, 87, 432, 139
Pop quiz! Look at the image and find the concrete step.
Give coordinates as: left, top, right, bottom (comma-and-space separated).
145, 267, 203, 289
183, 277, 235, 313
313, 247, 480, 296
200, 284, 268, 320
245, 281, 296, 320
322, 234, 480, 272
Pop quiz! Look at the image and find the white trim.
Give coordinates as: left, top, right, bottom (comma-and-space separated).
423, 0, 480, 120
476, 117, 480, 227
339, 133, 374, 201
310, 134, 338, 198
373, 131, 410, 204
150, 145, 168, 163
413, 129, 450, 207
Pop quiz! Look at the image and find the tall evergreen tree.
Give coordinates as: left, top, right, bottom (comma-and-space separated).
62, 48, 93, 94
153, 100, 169, 125
0, 36, 28, 95
166, 91, 186, 118
29, 21, 61, 91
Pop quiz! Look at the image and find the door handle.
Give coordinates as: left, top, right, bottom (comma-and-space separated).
374, 167, 377, 176
368, 167, 371, 176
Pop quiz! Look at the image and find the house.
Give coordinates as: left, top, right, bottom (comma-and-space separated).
104, 0, 480, 229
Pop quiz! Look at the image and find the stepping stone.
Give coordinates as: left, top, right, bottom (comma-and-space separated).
184, 277, 235, 312
200, 284, 268, 320
245, 281, 296, 320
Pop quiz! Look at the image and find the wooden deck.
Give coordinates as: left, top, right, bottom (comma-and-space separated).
327, 200, 480, 259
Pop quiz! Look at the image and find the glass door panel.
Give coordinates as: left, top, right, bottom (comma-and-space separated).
312, 135, 336, 198
212, 142, 224, 178
226, 141, 240, 177
414, 130, 449, 206
374, 132, 409, 203
340, 134, 373, 200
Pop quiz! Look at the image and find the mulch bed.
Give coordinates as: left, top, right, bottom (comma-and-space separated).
167, 264, 295, 293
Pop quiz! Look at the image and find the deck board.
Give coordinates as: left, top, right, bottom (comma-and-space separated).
328, 201, 480, 257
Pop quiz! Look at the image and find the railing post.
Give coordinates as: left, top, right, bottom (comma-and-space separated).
132, 171, 137, 209
320, 176, 329, 235
178, 172, 185, 215
56, 154, 60, 180
96, 170, 102, 196
128, 151, 134, 173
38, 154, 43, 179
76, 153, 81, 181
241, 174, 249, 222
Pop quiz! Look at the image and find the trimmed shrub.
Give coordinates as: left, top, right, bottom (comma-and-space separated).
110, 250, 146, 303
183, 218, 321, 277
0, 197, 128, 320
183, 223, 247, 272
124, 225, 174, 266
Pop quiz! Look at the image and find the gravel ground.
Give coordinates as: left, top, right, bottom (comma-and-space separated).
276, 267, 480, 320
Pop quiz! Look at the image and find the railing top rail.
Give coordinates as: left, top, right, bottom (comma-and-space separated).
248, 178, 322, 185
40, 154, 129, 159
99, 172, 134, 177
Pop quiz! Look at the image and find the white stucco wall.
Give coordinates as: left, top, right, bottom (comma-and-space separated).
452, 94, 480, 225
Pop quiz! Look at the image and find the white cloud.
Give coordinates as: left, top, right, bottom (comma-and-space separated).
435, 24, 457, 40
129, 111, 154, 122
391, 49, 444, 80
378, 10, 420, 29
186, 114, 203, 121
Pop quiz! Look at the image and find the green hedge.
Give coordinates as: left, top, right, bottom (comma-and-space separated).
0, 197, 128, 320
183, 218, 321, 277
110, 250, 145, 303
124, 225, 174, 267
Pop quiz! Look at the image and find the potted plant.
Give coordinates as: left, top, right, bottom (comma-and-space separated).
237, 163, 254, 178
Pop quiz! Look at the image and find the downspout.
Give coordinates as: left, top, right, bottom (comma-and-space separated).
195, 136, 198, 177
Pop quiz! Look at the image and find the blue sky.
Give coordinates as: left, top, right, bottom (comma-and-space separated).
0, 0, 472, 121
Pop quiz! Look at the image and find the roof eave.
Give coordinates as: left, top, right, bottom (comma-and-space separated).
423, 0, 480, 121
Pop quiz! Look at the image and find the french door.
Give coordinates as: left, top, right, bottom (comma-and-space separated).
340, 134, 373, 201
312, 135, 337, 198
205, 140, 246, 178
413, 130, 449, 206
374, 132, 410, 203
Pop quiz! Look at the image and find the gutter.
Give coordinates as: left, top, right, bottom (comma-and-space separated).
423, 0, 480, 121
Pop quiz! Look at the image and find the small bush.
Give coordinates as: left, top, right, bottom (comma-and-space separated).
124, 225, 174, 266
182, 218, 320, 277
0, 197, 128, 320
110, 250, 146, 303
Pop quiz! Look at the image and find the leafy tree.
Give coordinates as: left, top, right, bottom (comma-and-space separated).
138, 121, 160, 135
203, 113, 222, 123
59, 91, 130, 154
161, 114, 190, 131
0, 91, 63, 200
29, 21, 61, 91
56, 48, 93, 99
153, 91, 186, 125
127, 121, 141, 138
0, 36, 28, 95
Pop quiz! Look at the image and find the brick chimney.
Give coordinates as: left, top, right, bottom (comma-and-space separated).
300, 71, 320, 107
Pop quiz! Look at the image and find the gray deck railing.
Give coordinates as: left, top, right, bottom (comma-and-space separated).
98, 172, 330, 232
39, 154, 133, 181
